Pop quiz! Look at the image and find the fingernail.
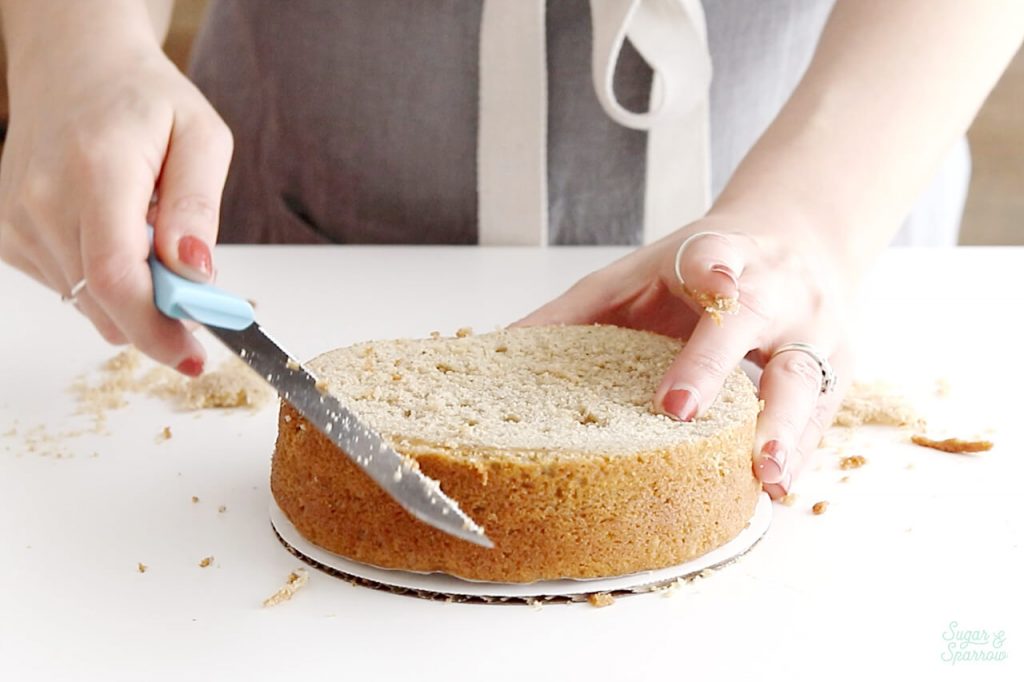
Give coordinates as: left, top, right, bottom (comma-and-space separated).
709, 263, 739, 293
176, 356, 204, 378
178, 235, 213, 281
756, 440, 787, 484
662, 387, 700, 422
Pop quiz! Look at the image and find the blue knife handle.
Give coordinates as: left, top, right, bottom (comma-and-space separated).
148, 228, 254, 331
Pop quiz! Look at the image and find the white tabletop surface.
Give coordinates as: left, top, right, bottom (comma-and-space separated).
0, 246, 1021, 681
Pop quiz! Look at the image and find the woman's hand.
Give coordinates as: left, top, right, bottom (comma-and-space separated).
0, 19, 232, 376
517, 215, 855, 498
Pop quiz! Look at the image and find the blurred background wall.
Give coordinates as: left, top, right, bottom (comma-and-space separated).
1, 0, 1020, 244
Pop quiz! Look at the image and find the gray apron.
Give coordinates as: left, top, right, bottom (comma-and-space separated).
189, 0, 968, 246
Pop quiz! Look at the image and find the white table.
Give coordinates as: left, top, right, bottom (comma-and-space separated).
1, 246, 1021, 681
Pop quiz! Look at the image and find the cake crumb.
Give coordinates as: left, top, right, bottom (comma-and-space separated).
429, 331, 441, 339
191, 496, 200, 504
587, 592, 615, 608
839, 475, 850, 483
185, 356, 273, 409
286, 358, 301, 371
218, 505, 227, 513
780, 493, 798, 507
455, 327, 473, 338
811, 501, 829, 515
683, 285, 739, 326
833, 382, 922, 428
262, 568, 309, 607
757, 399, 766, 414
839, 455, 866, 470
314, 378, 329, 394
198, 556, 213, 568
71, 348, 272, 422
137, 562, 148, 574
911, 434, 993, 454
157, 426, 172, 442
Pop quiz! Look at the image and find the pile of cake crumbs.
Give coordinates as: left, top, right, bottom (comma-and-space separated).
70, 347, 272, 424
832, 382, 923, 429
2, 349, 272, 459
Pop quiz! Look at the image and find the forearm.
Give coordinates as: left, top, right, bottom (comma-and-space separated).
709, 0, 1024, 275
0, 0, 173, 75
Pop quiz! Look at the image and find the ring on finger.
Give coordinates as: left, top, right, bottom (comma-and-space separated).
770, 342, 837, 395
673, 231, 729, 288
61, 278, 87, 306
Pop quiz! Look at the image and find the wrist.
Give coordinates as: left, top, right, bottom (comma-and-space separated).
3, 1, 162, 79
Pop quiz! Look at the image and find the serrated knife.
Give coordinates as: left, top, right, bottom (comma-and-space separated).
147, 243, 493, 549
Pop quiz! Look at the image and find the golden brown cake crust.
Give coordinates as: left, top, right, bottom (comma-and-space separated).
271, 412, 759, 583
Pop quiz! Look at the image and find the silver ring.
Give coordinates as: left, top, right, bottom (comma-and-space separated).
61, 278, 87, 306
673, 231, 726, 287
771, 342, 837, 395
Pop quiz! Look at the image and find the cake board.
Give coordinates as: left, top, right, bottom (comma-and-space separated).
270, 492, 772, 605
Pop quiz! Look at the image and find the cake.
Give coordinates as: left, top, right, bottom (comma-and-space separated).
270, 325, 760, 583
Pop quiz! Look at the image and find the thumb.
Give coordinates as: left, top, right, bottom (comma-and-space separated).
153, 112, 233, 282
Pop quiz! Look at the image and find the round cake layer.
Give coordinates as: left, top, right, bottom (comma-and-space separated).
270, 325, 760, 582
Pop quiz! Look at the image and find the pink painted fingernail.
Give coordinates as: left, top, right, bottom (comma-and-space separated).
178, 235, 214, 281
757, 440, 787, 484
709, 263, 739, 293
176, 356, 205, 378
662, 387, 700, 422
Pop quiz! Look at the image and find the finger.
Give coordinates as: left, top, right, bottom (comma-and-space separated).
17, 240, 127, 346
152, 110, 233, 283
655, 304, 764, 421
674, 231, 749, 301
79, 156, 206, 375
761, 350, 851, 499
752, 343, 835, 484
8, 258, 51, 289
72, 289, 130, 345
0, 226, 54, 290
21, 224, 131, 347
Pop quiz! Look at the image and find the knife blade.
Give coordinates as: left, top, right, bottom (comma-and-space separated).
148, 243, 493, 549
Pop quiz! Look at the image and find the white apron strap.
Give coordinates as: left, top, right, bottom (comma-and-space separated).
590, 0, 712, 244
477, 0, 549, 246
